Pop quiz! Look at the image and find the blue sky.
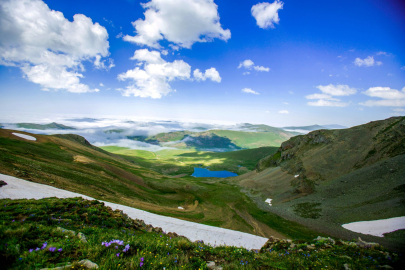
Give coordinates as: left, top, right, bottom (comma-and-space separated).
0, 0, 404, 127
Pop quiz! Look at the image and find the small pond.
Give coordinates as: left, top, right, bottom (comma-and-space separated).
192, 168, 238, 178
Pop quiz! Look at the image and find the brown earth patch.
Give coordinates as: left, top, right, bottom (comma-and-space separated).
74, 155, 94, 164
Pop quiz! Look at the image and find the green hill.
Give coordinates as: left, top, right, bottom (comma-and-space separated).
2, 197, 401, 270
142, 128, 296, 150
16, 122, 75, 130
0, 128, 319, 242
235, 117, 405, 251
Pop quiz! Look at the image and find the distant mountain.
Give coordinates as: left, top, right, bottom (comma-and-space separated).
139, 128, 298, 150
16, 122, 75, 130
237, 116, 405, 247
66, 117, 100, 122
282, 124, 346, 131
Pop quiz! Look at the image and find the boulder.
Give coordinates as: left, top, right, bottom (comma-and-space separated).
0, 180, 7, 187
78, 232, 87, 243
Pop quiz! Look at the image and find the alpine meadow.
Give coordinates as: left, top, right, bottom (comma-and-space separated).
0, 0, 405, 269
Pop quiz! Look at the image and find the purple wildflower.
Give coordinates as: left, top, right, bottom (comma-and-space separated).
35, 247, 40, 251
116, 253, 120, 257
41, 242, 47, 250
140, 262, 144, 267
58, 248, 62, 252
49, 247, 56, 252
141, 257, 144, 262
29, 249, 33, 253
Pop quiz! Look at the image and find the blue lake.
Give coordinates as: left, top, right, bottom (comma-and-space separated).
191, 168, 238, 178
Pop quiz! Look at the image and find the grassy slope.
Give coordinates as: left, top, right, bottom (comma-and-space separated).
147, 129, 295, 149
235, 117, 405, 251
0, 129, 319, 241
2, 198, 402, 270
16, 122, 75, 130
100, 147, 278, 176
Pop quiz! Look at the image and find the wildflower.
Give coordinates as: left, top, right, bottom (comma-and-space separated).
29, 249, 33, 253
41, 242, 47, 250
35, 247, 40, 251
116, 253, 120, 257
58, 248, 63, 252
49, 247, 56, 252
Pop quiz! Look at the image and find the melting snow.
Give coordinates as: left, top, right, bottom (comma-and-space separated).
342, 216, 405, 237
294, 175, 299, 178
178, 206, 184, 210
12, 133, 36, 141
265, 198, 272, 206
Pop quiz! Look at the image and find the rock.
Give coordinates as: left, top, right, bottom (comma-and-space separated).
0, 180, 7, 187
167, 232, 179, 238
145, 224, 153, 233
306, 245, 315, 250
56, 227, 76, 236
378, 265, 394, 269
298, 249, 303, 252
77, 232, 87, 243
289, 243, 296, 249
355, 237, 379, 248
207, 261, 216, 269
153, 227, 163, 233
343, 263, 351, 270
339, 255, 352, 260
78, 259, 99, 269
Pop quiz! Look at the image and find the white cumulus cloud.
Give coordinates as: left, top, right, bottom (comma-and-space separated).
307, 100, 348, 107
193, 68, 221, 82
354, 56, 382, 67
123, 0, 231, 49
0, 0, 111, 93
117, 49, 191, 98
307, 84, 356, 107
238, 59, 269, 72
242, 88, 259, 95
316, 84, 357, 96
278, 110, 289, 114
360, 86, 405, 107
251, 1, 283, 29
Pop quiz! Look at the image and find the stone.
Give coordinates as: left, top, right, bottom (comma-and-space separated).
289, 243, 296, 249
78, 259, 99, 269
0, 180, 7, 187
339, 255, 352, 260
56, 227, 76, 236
355, 237, 379, 248
78, 232, 87, 243
207, 261, 216, 269
378, 265, 393, 269
145, 224, 153, 232
343, 263, 351, 270
306, 245, 315, 250
153, 227, 163, 233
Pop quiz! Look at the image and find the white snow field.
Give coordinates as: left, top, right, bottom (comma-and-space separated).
0, 173, 268, 250
12, 132, 37, 141
342, 216, 405, 237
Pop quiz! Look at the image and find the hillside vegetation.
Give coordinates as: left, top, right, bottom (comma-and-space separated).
2, 197, 402, 270
0, 129, 318, 242
140, 128, 296, 151
235, 117, 405, 251
15, 122, 75, 130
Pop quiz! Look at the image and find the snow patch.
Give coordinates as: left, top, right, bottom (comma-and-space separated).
265, 198, 272, 206
12, 133, 36, 141
0, 173, 268, 250
342, 216, 405, 237
294, 175, 299, 178
178, 206, 184, 210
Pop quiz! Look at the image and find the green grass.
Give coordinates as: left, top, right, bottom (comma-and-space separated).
100, 146, 278, 177
1, 198, 403, 270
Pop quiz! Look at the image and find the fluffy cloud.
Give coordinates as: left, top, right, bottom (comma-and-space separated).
123, 0, 230, 49
307, 100, 348, 107
354, 56, 382, 67
307, 84, 356, 107
117, 49, 191, 98
316, 84, 357, 96
360, 86, 405, 107
278, 110, 289, 114
242, 88, 259, 95
0, 0, 111, 93
238, 59, 270, 72
193, 68, 221, 82
251, 1, 283, 29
